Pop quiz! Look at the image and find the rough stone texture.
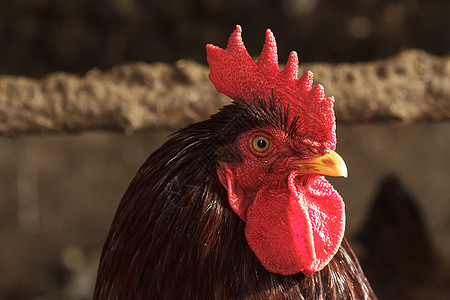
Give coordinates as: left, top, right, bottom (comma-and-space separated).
0, 60, 227, 135
1, 49, 449, 136
305, 49, 450, 123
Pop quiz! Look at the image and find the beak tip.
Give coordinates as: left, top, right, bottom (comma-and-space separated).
340, 164, 348, 178
330, 150, 348, 178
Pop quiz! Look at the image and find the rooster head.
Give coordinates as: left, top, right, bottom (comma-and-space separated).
206, 26, 347, 276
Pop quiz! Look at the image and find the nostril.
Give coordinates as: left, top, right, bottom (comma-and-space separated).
308, 147, 320, 155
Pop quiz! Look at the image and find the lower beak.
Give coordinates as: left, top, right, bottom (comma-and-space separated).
292, 150, 348, 178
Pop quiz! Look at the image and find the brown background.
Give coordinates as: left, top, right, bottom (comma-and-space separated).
0, 0, 449, 299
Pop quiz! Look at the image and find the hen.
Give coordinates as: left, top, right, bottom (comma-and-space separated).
94, 26, 377, 299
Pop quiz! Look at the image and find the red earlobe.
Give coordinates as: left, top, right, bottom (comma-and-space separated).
217, 164, 248, 222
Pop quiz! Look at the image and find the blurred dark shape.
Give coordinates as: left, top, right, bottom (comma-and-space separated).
0, 0, 448, 77
358, 175, 450, 300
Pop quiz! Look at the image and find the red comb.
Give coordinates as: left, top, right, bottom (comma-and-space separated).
206, 25, 336, 150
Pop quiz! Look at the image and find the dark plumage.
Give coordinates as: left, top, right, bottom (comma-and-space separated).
94, 100, 376, 299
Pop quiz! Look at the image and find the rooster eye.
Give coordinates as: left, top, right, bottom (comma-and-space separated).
251, 136, 271, 153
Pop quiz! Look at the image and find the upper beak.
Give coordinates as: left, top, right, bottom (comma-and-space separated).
292, 150, 348, 178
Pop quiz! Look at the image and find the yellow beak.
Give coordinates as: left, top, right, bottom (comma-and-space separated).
292, 150, 348, 178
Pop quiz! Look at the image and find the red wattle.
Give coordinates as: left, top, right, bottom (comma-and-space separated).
298, 175, 346, 274
244, 173, 345, 276
245, 187, 316, 275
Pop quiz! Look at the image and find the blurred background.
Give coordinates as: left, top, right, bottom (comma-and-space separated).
0, 0, 449, 299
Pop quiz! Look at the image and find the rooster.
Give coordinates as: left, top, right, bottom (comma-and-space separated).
94, 26, 377, 299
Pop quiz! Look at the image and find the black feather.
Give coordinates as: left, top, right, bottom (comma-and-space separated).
94, 99, 377, 299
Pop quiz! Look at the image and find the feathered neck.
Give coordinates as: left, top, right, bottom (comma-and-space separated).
95, 101, 376, 299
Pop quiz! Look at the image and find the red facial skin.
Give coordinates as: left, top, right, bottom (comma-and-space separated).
217, 127, 345, 276
218, 128, 324, 220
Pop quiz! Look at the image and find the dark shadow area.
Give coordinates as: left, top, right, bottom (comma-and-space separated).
0, 0, 448, 77
357, 176, 450, 299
